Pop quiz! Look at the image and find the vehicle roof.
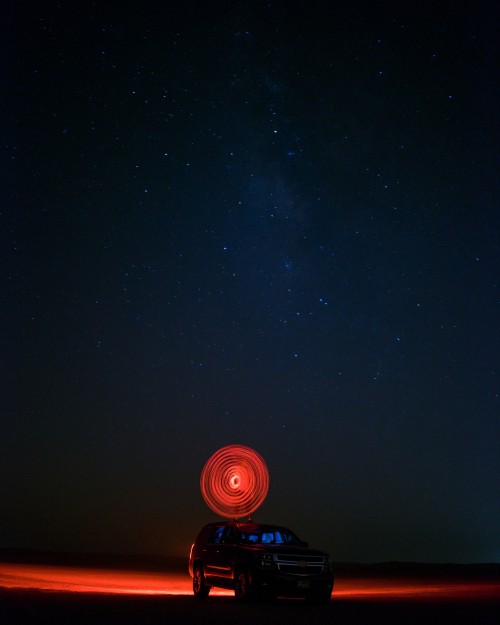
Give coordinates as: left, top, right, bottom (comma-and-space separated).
202, 521, 294, 532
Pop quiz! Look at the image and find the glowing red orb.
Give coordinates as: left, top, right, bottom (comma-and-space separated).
200, 444, 270, 518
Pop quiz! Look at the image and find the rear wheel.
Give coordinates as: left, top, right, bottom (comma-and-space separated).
193, 565, 210, 599
235, 569, 254, 602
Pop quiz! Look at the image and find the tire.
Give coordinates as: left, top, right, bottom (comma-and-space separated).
257, 589, 276, 604
235, 569, 254, 602
193, 565, 210, 599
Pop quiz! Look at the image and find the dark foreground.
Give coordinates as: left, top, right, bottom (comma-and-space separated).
1, 590, 499, 625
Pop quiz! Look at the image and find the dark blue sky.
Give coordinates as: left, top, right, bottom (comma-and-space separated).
2, 0, 498, 562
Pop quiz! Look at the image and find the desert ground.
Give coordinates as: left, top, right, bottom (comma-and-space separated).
0, 556, 498, 624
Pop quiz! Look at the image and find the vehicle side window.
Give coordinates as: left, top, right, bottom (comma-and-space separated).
222, 526, 238, 544
207, 526, 225, 544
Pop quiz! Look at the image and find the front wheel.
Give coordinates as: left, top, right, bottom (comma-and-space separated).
235, 569, 254, 602
193, 566, 210, 599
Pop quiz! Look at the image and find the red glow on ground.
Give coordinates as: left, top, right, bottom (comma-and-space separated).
333, 576, 500, 602
0, 563, 230, 596
1, 563, 498, 602
200, 444, 269, 518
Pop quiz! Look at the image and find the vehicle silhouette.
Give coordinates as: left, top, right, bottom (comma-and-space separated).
189, 520, 334, 603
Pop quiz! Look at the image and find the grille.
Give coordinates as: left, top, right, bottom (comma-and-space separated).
278, 563, 323, 575
275, 554, 325, 575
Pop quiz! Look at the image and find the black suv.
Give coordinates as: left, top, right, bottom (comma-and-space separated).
188, 521, 334, 603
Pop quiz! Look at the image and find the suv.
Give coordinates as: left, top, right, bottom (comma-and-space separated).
188, 521, 334, 603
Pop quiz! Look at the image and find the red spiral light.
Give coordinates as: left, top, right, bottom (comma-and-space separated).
200, 444, 270, 519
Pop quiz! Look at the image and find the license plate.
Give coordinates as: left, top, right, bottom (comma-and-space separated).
297, 580, 311, 589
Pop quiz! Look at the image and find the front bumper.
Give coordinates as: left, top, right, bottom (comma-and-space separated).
252, 569, 334, 598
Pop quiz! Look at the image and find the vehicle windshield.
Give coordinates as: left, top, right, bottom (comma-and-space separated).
239, 527, 303, 545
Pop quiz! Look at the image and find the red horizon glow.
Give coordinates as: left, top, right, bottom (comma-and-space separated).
200, 444, 270, 519
1, 563, 499, 602
0, 563, 228, 596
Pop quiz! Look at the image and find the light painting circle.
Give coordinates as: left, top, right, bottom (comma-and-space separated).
200, 444, 270, 518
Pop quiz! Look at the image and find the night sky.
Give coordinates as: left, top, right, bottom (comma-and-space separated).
3, 1, 499, 564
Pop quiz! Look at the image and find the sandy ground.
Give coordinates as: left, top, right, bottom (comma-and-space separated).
0, 561, 498, 624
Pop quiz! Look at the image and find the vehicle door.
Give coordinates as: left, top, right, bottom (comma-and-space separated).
210, 525, 239, 581
203, 525, 226, 580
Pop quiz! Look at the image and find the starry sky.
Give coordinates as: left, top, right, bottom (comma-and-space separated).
2, 1, 499, 563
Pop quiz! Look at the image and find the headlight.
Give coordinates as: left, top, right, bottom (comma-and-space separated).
258, 553, 276, 568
